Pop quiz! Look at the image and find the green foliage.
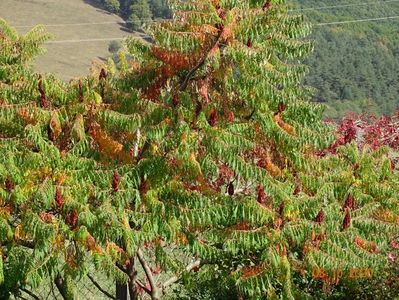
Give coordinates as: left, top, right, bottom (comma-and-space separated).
128, 12, 144, 31
96, 0, 171, 27
104, 0, 121, 13
0, 18, 50, 66
129, 0, 153, 30
294, 0, 399, 117
0, 2, 399, 300
149, 0, 172, 19
108, 40, 122, 53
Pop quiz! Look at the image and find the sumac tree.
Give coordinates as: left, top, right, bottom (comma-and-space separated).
1, 0, 399, 299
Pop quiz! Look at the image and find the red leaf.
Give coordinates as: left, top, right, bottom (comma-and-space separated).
112, 170, 121, 192
343, 193, 355, 210
5, 176, 14, 192
390, 240, 399, 249
67, 209, 78, 229
342, 210, 351, 231
209, 109, 218, 127
314, 209, 324, 224
172, 94, 180, 107
227, 182, 234, 196
99, 68, 107, 81
262, 0, 271, 11
55, 186, 64, 209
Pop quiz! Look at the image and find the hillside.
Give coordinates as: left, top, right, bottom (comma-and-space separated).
0, 0, 137, 80
294, 0, 399, 118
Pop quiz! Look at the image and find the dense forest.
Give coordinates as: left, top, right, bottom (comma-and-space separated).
295, 0, 399, 118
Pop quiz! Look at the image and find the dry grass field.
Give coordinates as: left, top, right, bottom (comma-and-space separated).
0, 0, 142, 80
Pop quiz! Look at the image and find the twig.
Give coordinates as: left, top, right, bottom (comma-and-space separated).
179, 57, 207, 91
87, 274, 116, 300
116, 262, 128, 274
51, 280, 57, 300
21, 288, 40, 300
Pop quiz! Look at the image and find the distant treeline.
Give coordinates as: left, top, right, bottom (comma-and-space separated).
97, 0, 171, 29
296, 0, 399, 118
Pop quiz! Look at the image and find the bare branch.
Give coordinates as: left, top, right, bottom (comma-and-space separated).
87, 274, 116, 300
179, 30, 223, 91
135, 279, 151, 295
54, 274, 69, 300
136, 248, 157, 294
116, 262, 128, 274
21, 288, 40, 300
162, 260, 201, 291
15, 239, 35, 249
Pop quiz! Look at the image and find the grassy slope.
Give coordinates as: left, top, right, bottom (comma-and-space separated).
293, 0, 399, 118
0, 0, 142, 81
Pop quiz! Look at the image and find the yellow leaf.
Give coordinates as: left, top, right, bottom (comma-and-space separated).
71, 114, 85, 142
49, 111, 62, 140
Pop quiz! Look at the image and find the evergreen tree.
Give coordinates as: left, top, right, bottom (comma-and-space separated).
128, 0, 153, 30
149, 0, 171, 19
104, 0, 121, 13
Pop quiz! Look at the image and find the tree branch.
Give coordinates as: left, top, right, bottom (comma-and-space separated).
54, 274, 69, 300
162, 260, 201, 291
20, 288, 40, 300
136, 248, 158, 296
135, 279, 151, 295
116, 262, 128, 274
87, 274, 116, 300
179, 30, 223, 91
15, 239, 35, 249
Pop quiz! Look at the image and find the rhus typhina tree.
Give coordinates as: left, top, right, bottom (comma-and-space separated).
0, 18, 206, 300
0, 18, 126, 299
1, 0, 399, 298
113, 0, 399, 298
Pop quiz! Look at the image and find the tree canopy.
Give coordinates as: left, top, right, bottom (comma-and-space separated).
294, 0, 399, 118
0, 1, 399, 299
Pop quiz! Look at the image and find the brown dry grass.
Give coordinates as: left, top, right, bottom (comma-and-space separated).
0, 0, 143, 80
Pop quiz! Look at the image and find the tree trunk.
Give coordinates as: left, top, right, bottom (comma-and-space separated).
116, 283, 129, 300
54, 274, 75, 300
115, 256, 139, 300
127, 257, 139, 300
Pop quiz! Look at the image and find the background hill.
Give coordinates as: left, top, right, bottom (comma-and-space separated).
0, 0, 138, 80
294, 0, 399, 118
